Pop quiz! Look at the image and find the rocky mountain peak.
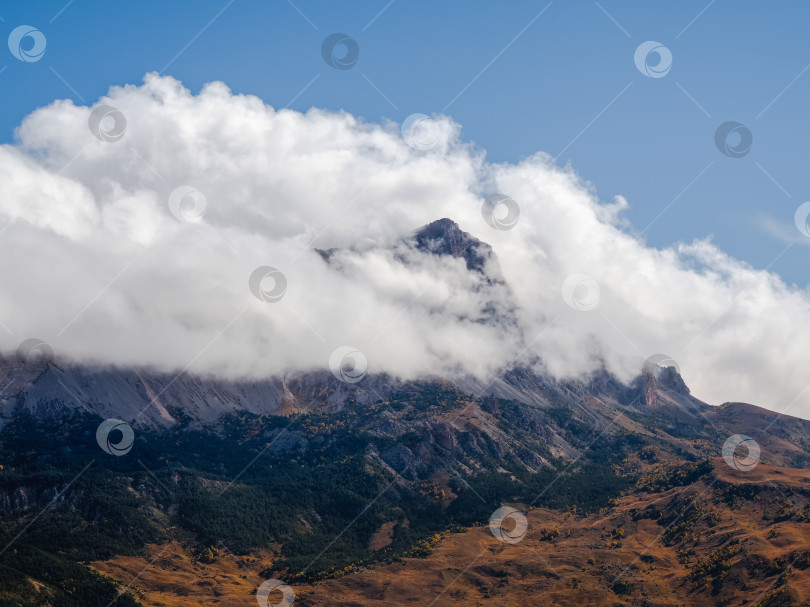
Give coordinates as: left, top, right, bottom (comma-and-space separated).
643, 364, 690, 395
412, 218, 495, 275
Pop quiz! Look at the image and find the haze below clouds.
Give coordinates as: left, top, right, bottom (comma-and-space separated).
1, 74, 809, 417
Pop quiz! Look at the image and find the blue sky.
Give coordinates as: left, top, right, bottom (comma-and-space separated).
2, 0, 809, 285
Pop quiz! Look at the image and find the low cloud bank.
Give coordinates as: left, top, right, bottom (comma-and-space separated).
2, 74, 809, 417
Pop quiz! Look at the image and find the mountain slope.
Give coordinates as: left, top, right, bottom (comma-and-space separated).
293, 460, 810, 606
1, 370, 809, 606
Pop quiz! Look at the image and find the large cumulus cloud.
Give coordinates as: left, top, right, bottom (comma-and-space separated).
2, 73, 809, 417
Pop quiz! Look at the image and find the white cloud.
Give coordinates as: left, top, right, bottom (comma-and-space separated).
2, 73, 810, 418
